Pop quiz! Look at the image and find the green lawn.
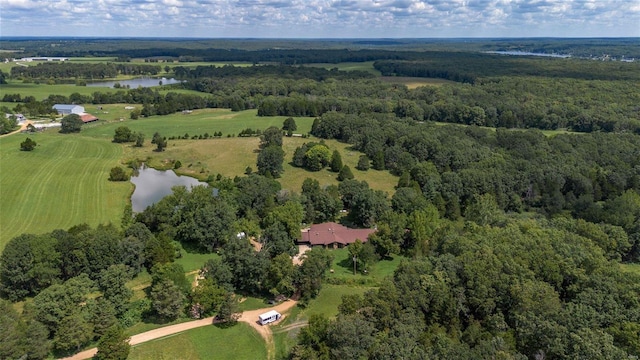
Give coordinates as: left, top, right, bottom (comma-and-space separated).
0, 131, 131, 251
326, 248, 405, 286
175, 251, 220, 273
128, 322, 267, 360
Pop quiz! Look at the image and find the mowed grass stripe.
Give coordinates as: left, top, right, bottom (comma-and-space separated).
0, 132, 129, 250
2, 136, 79, 237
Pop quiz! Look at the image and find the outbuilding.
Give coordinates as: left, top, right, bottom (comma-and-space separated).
53, 104, 85, 116
258, 310, 281, 325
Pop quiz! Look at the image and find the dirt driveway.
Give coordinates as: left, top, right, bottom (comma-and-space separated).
59, 299, 298, 360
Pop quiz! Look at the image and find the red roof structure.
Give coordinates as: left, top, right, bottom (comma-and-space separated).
300, 222, 374, 247
79, 113, 99, 123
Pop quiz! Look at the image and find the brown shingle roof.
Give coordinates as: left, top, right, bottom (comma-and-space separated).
301, 222, 374, 246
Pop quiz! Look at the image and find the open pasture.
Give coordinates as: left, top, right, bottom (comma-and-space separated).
303, 61, 381, 75
128, 322, 267, 360
81, 108, 315, 140
0, 131, 130, 250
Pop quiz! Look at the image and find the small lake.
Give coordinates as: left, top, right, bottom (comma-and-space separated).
486, 51, 571, 58
87, 77, 182, 88
130, 166, 208, 212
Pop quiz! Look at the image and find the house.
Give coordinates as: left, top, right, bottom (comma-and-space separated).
299, 222, 375, 248
258, 310, 281, 325
53, 104, 85, 116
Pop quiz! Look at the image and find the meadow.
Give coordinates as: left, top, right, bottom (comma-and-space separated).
0, 131, 130, 250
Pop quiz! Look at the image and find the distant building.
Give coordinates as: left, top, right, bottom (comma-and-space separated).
5, 113, 26, 123
299, 222, 375, 248
79, 114, 99, 123
53, 104, 85, 115
17, 57, 69, 62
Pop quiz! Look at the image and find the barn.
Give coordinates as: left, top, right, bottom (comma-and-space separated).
53, 104, 85, 116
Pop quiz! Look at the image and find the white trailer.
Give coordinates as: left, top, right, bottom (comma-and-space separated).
258, 310, 281, 325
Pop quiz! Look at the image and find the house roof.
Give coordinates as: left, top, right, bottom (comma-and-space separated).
53, 104, 82, 110
301, 222, 374, 246
79, 114, 98, 123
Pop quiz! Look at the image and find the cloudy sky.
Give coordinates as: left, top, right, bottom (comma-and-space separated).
1, 0, 639, 38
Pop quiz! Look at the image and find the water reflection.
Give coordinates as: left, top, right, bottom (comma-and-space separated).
130, 166, 207, 212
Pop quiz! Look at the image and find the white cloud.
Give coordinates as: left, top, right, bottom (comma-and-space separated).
0, 0, 638, 37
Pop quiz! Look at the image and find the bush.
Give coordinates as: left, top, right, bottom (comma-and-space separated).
20, 137, 37, 151
109, 166, 129, 181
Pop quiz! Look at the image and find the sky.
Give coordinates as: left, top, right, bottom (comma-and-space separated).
1, 0, 639, 38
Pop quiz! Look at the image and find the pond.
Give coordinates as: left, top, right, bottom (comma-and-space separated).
87, 77, 182, 88
130, 166, 208, 212
485, 51, 571, 58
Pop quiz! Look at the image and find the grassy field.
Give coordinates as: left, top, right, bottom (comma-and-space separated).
80, 108, 397, 194
0, 131, 130, 251
128, 322, 267, 360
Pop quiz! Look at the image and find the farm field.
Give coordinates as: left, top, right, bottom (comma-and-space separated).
0, 131, 130, 251
128, 322, 267, 360
0, 107, 398, 250
303, 61, 381, 75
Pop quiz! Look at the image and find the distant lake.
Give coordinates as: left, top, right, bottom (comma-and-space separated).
87, 77, 182, 88
486, 51, 571, 58
130, 166, 208, 212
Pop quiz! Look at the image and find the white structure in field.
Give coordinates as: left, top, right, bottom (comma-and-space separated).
258, 310, 281, 325
53, 104, 85, 115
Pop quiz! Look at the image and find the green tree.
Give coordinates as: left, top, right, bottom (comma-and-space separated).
367, 223, 401, 259
190, 278, 226, 318
330, 150, 343, 172
217, 292, 240, 324
304, 144, 332, 171
283, 117, 297, 132
112, 126, 133, 143
372, 150, 385, 170
348, 239, 364, 275
337, 165, 354, 181
356, 155, 370, 171
95, 325, 130, 360
133, 131, 144, 147
266, 253, 296, 297
257, 144, 285, 177
53, 310, 94, 353
20, 137, 37, 151
260, 126, 283, 149
60, 113, 83, 133
149, 279, 185, 321
130, 109, 141, 120
98, 264, 132, 317
151, 132, 167, 152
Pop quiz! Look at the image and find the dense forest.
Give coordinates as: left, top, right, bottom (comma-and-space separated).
1, 40, 640, 359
